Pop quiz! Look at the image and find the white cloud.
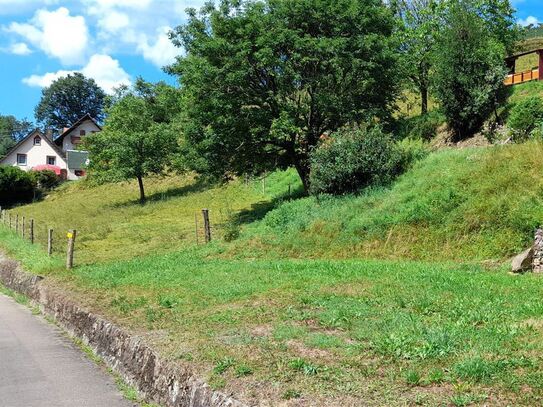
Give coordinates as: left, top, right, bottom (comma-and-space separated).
519, 16, 540, 27
7, 7, 89, 65
137, 27, 178, 67
23, 70, 75, 87
83, 0, 183, 67
98, 10, 130, 33
9, 42, 32, 55
22, 54, 131, 94
81, 54, 131, 93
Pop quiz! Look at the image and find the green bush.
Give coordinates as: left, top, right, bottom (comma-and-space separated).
0, 166, 36, 207
508, 96, 543, 141
30, 169, 61, 190
309, 126, 403, 195
397, 111, 446, 141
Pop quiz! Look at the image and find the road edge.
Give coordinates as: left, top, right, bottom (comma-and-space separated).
0, 255, 248, 407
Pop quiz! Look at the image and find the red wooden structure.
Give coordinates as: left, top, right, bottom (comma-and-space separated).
505, 49, 543, 86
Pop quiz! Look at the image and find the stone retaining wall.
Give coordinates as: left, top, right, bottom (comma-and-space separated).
0, 255, 247, 407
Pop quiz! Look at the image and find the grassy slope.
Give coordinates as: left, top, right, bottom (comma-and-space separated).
3, 171, 300, 265
232, 141, 543, 262
3, 141, 543, 404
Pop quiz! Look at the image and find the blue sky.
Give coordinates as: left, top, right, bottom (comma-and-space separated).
0, 0, 541, 123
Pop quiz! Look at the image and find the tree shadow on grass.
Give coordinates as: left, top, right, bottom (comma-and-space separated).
109, 178, 210, 208
236, 184, 306, 225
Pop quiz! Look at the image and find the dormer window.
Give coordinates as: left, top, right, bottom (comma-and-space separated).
33, 136, 41, 145
79, 130, 86, 136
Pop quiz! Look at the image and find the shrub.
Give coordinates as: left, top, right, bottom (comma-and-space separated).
309, 126, 403, 195
397, 111, 446, 141
30, 169, 61, 190
508, 96, 543, 141
0, 166, 36, 207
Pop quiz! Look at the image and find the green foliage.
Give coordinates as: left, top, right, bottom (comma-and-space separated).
433, 2, 510, 139
30, 169, 60, 191
397, 138, 430, 170
168, 0, 400, 190
507, 96, 543, 140
0, 115, 33, 157
35, 73, 106, 129
309, 126, 403, 195
395, 0, 442, 115
396, 111, 446, 141
251, 141, 543, 260
85, 80, 181, 203
0, 165, 35, 207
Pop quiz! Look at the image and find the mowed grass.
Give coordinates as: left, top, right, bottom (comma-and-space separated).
34, 251, 543, 406
2, 170, 300, 265
231, 141, 543, 262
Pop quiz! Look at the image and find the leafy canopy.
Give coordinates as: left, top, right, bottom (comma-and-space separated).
167, 0, 400, 191
85, 80, 181, 204
0, 115, 33, 157
433, 0, 512, 139
35, 72, 106, 130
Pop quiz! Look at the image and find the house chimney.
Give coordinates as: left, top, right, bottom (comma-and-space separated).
63, 127, 70, 134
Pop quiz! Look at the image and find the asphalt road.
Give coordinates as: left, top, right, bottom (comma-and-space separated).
0, 293, 136, 407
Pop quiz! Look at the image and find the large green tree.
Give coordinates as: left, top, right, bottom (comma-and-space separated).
85, 80, 180, 204
0, 115, 33, 157
433, 0, 511, 139
35, 73, 106, 130
167, 0, 400, 191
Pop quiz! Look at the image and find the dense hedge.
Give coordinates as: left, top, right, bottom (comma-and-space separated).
0, 167, 61, 207
0, 166, 35, 207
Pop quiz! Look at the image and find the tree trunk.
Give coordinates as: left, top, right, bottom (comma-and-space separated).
137, 175, 146, 204
294, 159, 311, 194
420, 84, 428, 115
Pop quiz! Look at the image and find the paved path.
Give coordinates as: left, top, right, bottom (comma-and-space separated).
0, 293, 135, 407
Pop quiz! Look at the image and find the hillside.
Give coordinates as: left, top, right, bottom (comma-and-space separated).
6, 140, 543, 268
231, 141, 543, 262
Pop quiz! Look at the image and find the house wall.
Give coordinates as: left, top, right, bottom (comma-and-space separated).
0, 134, 67, 172
62, 121, 101, 152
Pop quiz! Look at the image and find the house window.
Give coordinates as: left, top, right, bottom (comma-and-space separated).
70, 136, 82, 145
33, 136, 41, 145
17, 154, 27, 166
46, 156, 56, 166
79, 130, 86, 136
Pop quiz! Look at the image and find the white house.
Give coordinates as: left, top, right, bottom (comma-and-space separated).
0, 114, 101, 181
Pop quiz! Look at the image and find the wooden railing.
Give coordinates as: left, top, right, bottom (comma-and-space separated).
505, 68, 540, 86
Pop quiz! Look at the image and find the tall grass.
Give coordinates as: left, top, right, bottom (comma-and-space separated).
232, 142, 543, 261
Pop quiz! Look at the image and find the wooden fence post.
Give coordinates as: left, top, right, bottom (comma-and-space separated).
30, 219, 34, 244
22, 217, 25, 239
8, 213, 11, 229
66, 229, 76, 269
15, 214, 18, 234
202, 209, 211, 243
47, 228, 53, 256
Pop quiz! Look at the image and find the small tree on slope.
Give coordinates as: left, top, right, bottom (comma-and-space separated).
85, 81, 180, 204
